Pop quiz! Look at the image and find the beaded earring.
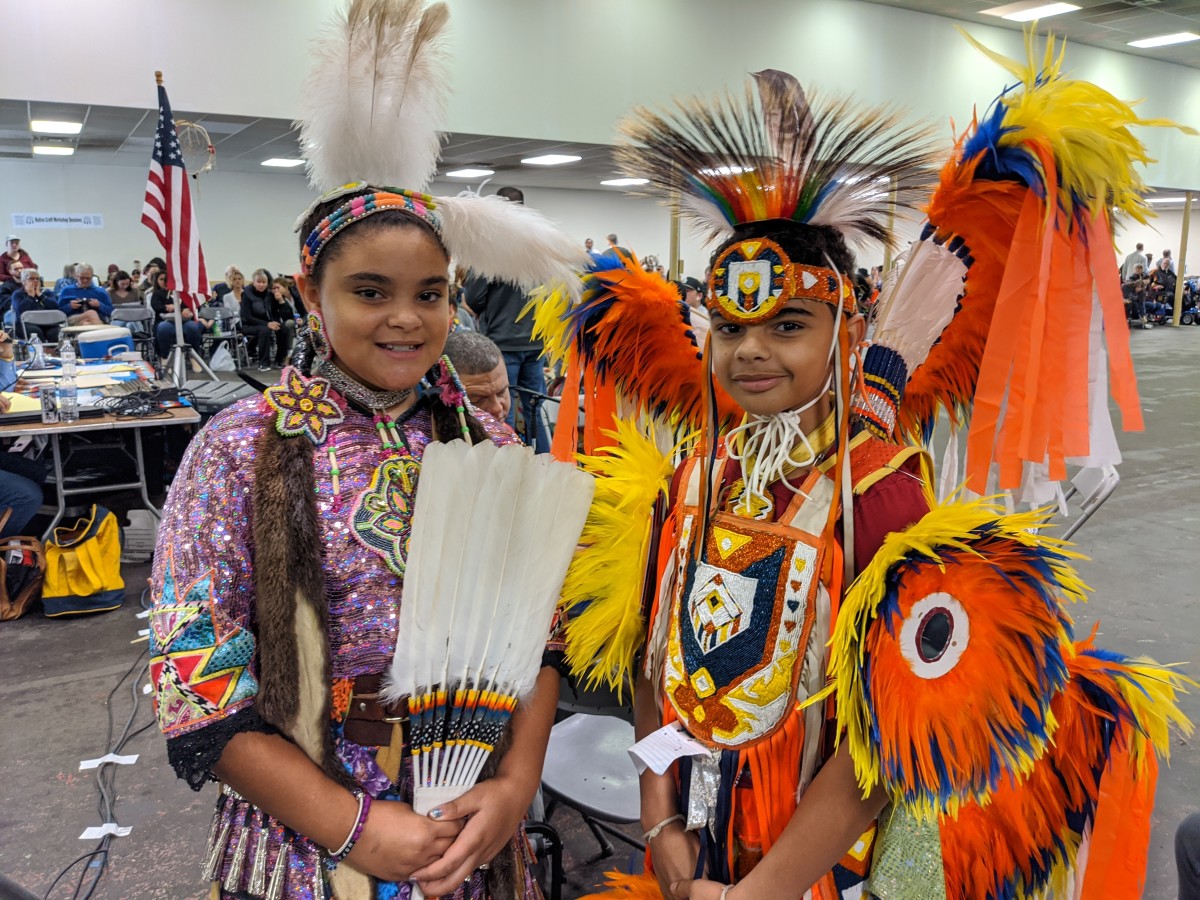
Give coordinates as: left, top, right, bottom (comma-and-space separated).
307, 311, 332, 363
434, 356, 472, 441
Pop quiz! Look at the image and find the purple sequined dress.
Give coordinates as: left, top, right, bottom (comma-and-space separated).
148, 390, 537, 900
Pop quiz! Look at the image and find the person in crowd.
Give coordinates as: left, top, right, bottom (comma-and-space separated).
444, 331, 515, 425
104, 263, 120, 288
1179, 813, 1200, 900
584, 237, 603, 260
448, 290, 475, 333
52, 263, 76, 297
139, 257, 167, 292
676, 276, 709, 346
1121, 242, 1146, 280
1158, 247, 1176, 275
0, 261, 23, 313
1150, 256, 1178, 314
11, 269, 63, 342
58, 263, 112, 323
270, 276, 298, 364
107, 270, 145, 309
150, 269, 204, 358
241, 268, 286, 371
606, 232, 632, 258
0, 236, 35, 284
463, 186, 551, 452
0, 394, 44, 537
853, 267, 874, 314
210, 265, 245, 319
1124, 262, 1151, 323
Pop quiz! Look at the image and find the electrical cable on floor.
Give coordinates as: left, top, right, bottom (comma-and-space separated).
43, 588, 156, 900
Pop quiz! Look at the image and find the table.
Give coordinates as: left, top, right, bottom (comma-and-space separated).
0, 406, 200, 541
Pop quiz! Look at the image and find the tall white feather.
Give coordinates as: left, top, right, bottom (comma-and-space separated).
298, 0, 451, 193
436, 194, 591, 300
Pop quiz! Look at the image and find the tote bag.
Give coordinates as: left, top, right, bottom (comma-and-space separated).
0, 509, 46, 621
43, 505, 126, 617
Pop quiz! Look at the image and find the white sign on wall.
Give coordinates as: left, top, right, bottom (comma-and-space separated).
11, 213, 105, 230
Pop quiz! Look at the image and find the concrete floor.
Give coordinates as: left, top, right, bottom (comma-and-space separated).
1, 327, 1197, 899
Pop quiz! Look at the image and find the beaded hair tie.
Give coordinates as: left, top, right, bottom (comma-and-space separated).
300, 187, 441, 276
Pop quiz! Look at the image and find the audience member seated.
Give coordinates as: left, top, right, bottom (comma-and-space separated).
1123, 264, 1150, 322
240, 268, 284, 371
58, 264, 112, 323
150, 270, 204, 359
210, 265, 245, 320
0, 396, 44, 535
107, 270, 144, 310
11, 269, 63, 342
52, 263, 76, 296
1150, 257, 1177, 309
443, 331, 513, 425
0, 260, 23, 314
0, 235, 35, 285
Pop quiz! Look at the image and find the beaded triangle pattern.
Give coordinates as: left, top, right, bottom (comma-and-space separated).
263, 366, 345, 446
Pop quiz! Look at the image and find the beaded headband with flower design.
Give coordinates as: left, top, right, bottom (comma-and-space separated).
298, 185, 440, 276
708, 237, 855, 323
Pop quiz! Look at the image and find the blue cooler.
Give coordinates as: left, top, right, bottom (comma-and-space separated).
77, 326, 135, 359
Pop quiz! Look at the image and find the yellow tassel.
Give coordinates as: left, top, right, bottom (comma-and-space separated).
560, 417, 677, 698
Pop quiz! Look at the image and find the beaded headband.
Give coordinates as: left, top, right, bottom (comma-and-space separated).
707, 237, 855, 323
298, 183, 441, 276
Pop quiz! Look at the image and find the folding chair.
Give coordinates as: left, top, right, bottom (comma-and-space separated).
1054, 464, 1120, 540
109, 307, 156, 361
200, 306, 248, 368
20, 309, 67, 343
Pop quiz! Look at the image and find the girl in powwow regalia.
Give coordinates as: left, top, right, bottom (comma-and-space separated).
546, 33, 1193, 900
147, 2, 589, 898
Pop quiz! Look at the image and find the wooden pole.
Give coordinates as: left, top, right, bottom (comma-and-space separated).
669, 190, 681, 279
1172, 190, 1193, 327
883, 175, 897, 272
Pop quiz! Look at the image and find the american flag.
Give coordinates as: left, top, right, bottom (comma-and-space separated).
141, 80, 208, 303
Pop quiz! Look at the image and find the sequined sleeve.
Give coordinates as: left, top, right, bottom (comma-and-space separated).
148, 401, 276, 790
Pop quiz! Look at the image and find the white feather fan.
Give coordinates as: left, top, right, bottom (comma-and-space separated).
298, 0, 451, 193
384, 439, 594, 833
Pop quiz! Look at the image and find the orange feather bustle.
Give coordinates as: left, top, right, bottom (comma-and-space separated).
898, 140, 1026, 442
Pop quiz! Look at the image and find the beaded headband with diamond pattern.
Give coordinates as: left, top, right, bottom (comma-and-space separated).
298, 184, 441, 276
707, 236, 856, 323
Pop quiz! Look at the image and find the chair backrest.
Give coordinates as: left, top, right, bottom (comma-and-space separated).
21, 310, 67, 326
110, 307, 154, 323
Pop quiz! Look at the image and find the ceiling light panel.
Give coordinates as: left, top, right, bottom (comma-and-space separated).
445, 167, 495, 177
33, 145, 75, 156
261, 158, 305, 167
600, 177, 648, 186
1128, 33, 1200, 49
521, 154, 582, 166
982, 2, 1080, 22
30, 119, 83, 135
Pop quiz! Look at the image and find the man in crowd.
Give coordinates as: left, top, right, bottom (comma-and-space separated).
1123, 262, 1151, 324
1158, 247, 1176, 275
443, 331, 513, 426
584, 237, 603, 260
1121, 242, 1146, 280
606, 232, 632, 259
676, 276, 709, 346
463, 186, 550, 452
0, 236, 35, 285
58, 263, 112, 323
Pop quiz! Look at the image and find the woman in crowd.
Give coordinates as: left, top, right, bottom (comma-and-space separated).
270, 276, 298, 364
11, 269, 63, 342
107, 270, 144, 310
240, 268, 283, 371
212, 265, 246, 320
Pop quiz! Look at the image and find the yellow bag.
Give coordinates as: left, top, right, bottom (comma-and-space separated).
43, 505, 126, 617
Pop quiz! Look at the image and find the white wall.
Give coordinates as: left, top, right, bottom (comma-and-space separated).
4, 0, 1199, 188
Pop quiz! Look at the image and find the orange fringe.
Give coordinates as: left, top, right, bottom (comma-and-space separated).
578, 871, 662, 900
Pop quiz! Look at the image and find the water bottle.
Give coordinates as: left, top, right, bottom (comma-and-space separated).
58, 340, 79, 423
29, 334, 44, 369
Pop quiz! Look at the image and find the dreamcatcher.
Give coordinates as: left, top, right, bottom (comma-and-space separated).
175, 119, 215, 179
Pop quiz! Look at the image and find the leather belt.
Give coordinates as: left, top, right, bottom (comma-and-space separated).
343, 673, 409, 747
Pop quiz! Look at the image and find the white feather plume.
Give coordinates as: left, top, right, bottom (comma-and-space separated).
436, 193, 591, 300
298, 0, 451, 193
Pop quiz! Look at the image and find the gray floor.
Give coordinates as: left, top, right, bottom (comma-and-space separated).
1, 326, 1196, 899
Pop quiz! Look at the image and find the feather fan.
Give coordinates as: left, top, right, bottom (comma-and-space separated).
383, 440, 593, 897
436, 193, 590, 300
298, 0, 451, 193
614, 70, 940, 250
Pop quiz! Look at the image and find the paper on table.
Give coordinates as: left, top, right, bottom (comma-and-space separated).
0, 391, 40, 413
628, 722, 712, 776
79, 753, 139, 770
79, 824, 132, 840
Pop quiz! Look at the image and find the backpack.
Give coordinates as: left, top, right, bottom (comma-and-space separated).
0, 509, 46, 621
42, 505, 125, 617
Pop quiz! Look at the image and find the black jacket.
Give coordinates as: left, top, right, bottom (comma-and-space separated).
239, 286, 290, 327
462, 275, 540, 354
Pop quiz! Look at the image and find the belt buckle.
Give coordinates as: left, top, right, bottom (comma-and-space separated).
382, 712, 409, 724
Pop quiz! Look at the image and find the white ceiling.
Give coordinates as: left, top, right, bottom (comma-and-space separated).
866, 0, 1200, 68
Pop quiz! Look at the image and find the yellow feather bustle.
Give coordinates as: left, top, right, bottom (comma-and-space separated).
959, 26, 1196, 225
524, 284, 572, 371
560, 417, 677, 699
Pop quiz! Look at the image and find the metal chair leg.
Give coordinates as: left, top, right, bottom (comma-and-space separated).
523, 821, 563, 900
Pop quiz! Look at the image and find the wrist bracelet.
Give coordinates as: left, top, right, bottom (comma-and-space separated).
642, 813, 685, 842
329, 789, 373, 861
719, 885, 732, 900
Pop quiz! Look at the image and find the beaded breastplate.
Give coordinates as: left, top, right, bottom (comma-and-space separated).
664, 457, 836, 750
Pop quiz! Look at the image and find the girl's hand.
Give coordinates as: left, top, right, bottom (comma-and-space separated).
342, 798, 462, 883
408, 776, 531, 896
649, 822, 700, 899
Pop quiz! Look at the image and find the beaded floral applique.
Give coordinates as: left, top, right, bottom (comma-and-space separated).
351, 455, 420, 576
263, 366, 345, 445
